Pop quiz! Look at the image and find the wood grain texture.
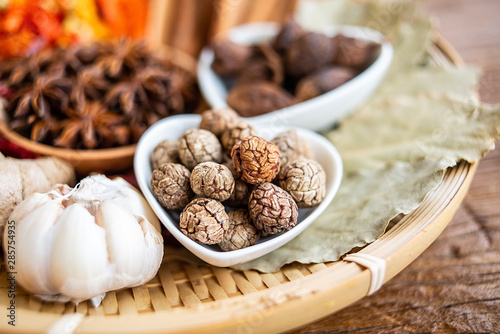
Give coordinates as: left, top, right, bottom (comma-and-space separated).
289, 0, 500, 332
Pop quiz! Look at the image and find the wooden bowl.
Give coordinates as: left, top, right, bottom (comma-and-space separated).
0, 45, 198, 176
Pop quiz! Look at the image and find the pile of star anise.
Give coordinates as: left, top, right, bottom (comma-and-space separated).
0, 39, 200, 149
211, 19, 381, 117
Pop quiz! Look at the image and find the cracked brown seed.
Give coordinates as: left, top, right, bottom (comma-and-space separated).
286, 32, 335, 77
226, 82, 295, 117
278, 159, 326, 208
150, 139, 180, 170
231, 135, 281, 184
272, 130, 314, 168
150, 163, 191, 210
199, 108, 240, 137
223, 162, 252, 207
211, 39, 252, 77
248, 183, 298, 234
295, 66, 358, 102
179, 198, 229, 244
334, 34, 380, 69
178, 129, 223, 169
273, 19, 304, 54
219, 209, 260, 251
220, 121, 258, 155
190, 162, 235, 201
237, 44, 284, 85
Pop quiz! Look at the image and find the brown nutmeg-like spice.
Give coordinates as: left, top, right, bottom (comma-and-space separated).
231, 136, 281, 184
190, 162, 235, 201
278, 159, 326, 208
150, 139, 180, 170
226, 82, 294, 117
248, 183, 298, 234
286, 32, 335, 77
273, 19, 304, 54
295, 66, 358, 102
223, 162, 252, 207
179, 198, 229, 244
219, 209, 260, 251
199, 108, 240, 137
150, 163, 192, 210
334, 34, 380, 69
237, 44, 284, 85
226, 179, 252, 207
220, 121, 258, 155
272, 130, 313, 168
178, 129, 223, 169
211, 39, 252, 77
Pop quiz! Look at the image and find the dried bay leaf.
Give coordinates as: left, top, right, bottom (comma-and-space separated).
234, 159, 444, 272
329, 95, 500, 173
377, 67, 480, 100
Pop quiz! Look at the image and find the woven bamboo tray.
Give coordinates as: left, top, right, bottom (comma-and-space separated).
0, 34, 476, 334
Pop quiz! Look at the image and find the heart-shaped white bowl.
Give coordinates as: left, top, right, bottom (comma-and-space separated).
134, 114, 343, 267
198, 22, 393, 132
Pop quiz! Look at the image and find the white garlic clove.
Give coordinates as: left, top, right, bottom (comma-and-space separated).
7, 192, 54, 227
135, 216, 164, 286
120, 181, 161, 232
49, 203, 111, 301
96, 200, 146, 286
69, 175, 161, 232
13, 200, 64, 296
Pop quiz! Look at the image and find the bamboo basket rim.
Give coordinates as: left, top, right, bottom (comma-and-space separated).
0, 34, 478, 334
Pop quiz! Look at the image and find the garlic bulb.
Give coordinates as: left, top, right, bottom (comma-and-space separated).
3, 175, 163, 307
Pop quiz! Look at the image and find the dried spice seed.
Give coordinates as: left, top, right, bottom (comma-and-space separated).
334, 34, 381, 69
226, 82, 294, 117
223, 162, 252, 207
237, 44, 284, 85
150, 139, 180, 170
199, 108, 240, 137
226, 179, 252, 207
278, 159, 326, 208
211, 39, 252, 77
179, 198, 229, 244
150, 163, 192, 210
272, 19, 305, 54
272, 130, 314, 168
295, 66, 358, 102
178, 129, 223, 169
190, 162, 235, 201
248, 183, 298, 234
286, 32, 336, 77
219, 209, 260, 251
231, 135, 281, 184
220, 121, 258, 156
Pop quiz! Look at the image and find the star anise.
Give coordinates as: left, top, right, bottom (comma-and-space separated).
96, 38, 152, 80
4, 49, 57, 89
71, 65, 110, 106
49, 43, 103, 77
53, 102, 130, 149
8, 74, 69, 118
105, 66, 183, 120
9, 114, 57, 143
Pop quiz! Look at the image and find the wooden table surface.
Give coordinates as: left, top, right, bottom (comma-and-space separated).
290, 0, 500, 333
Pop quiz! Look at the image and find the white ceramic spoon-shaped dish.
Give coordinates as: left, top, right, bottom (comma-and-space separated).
134, 114, 343, 267
198, 22, 393, 132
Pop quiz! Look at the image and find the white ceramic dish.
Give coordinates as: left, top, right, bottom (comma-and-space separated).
134, 114, 343, 267
198, 22, 393, 132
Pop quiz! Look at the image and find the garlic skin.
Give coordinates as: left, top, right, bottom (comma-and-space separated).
3, 175, 163, 306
